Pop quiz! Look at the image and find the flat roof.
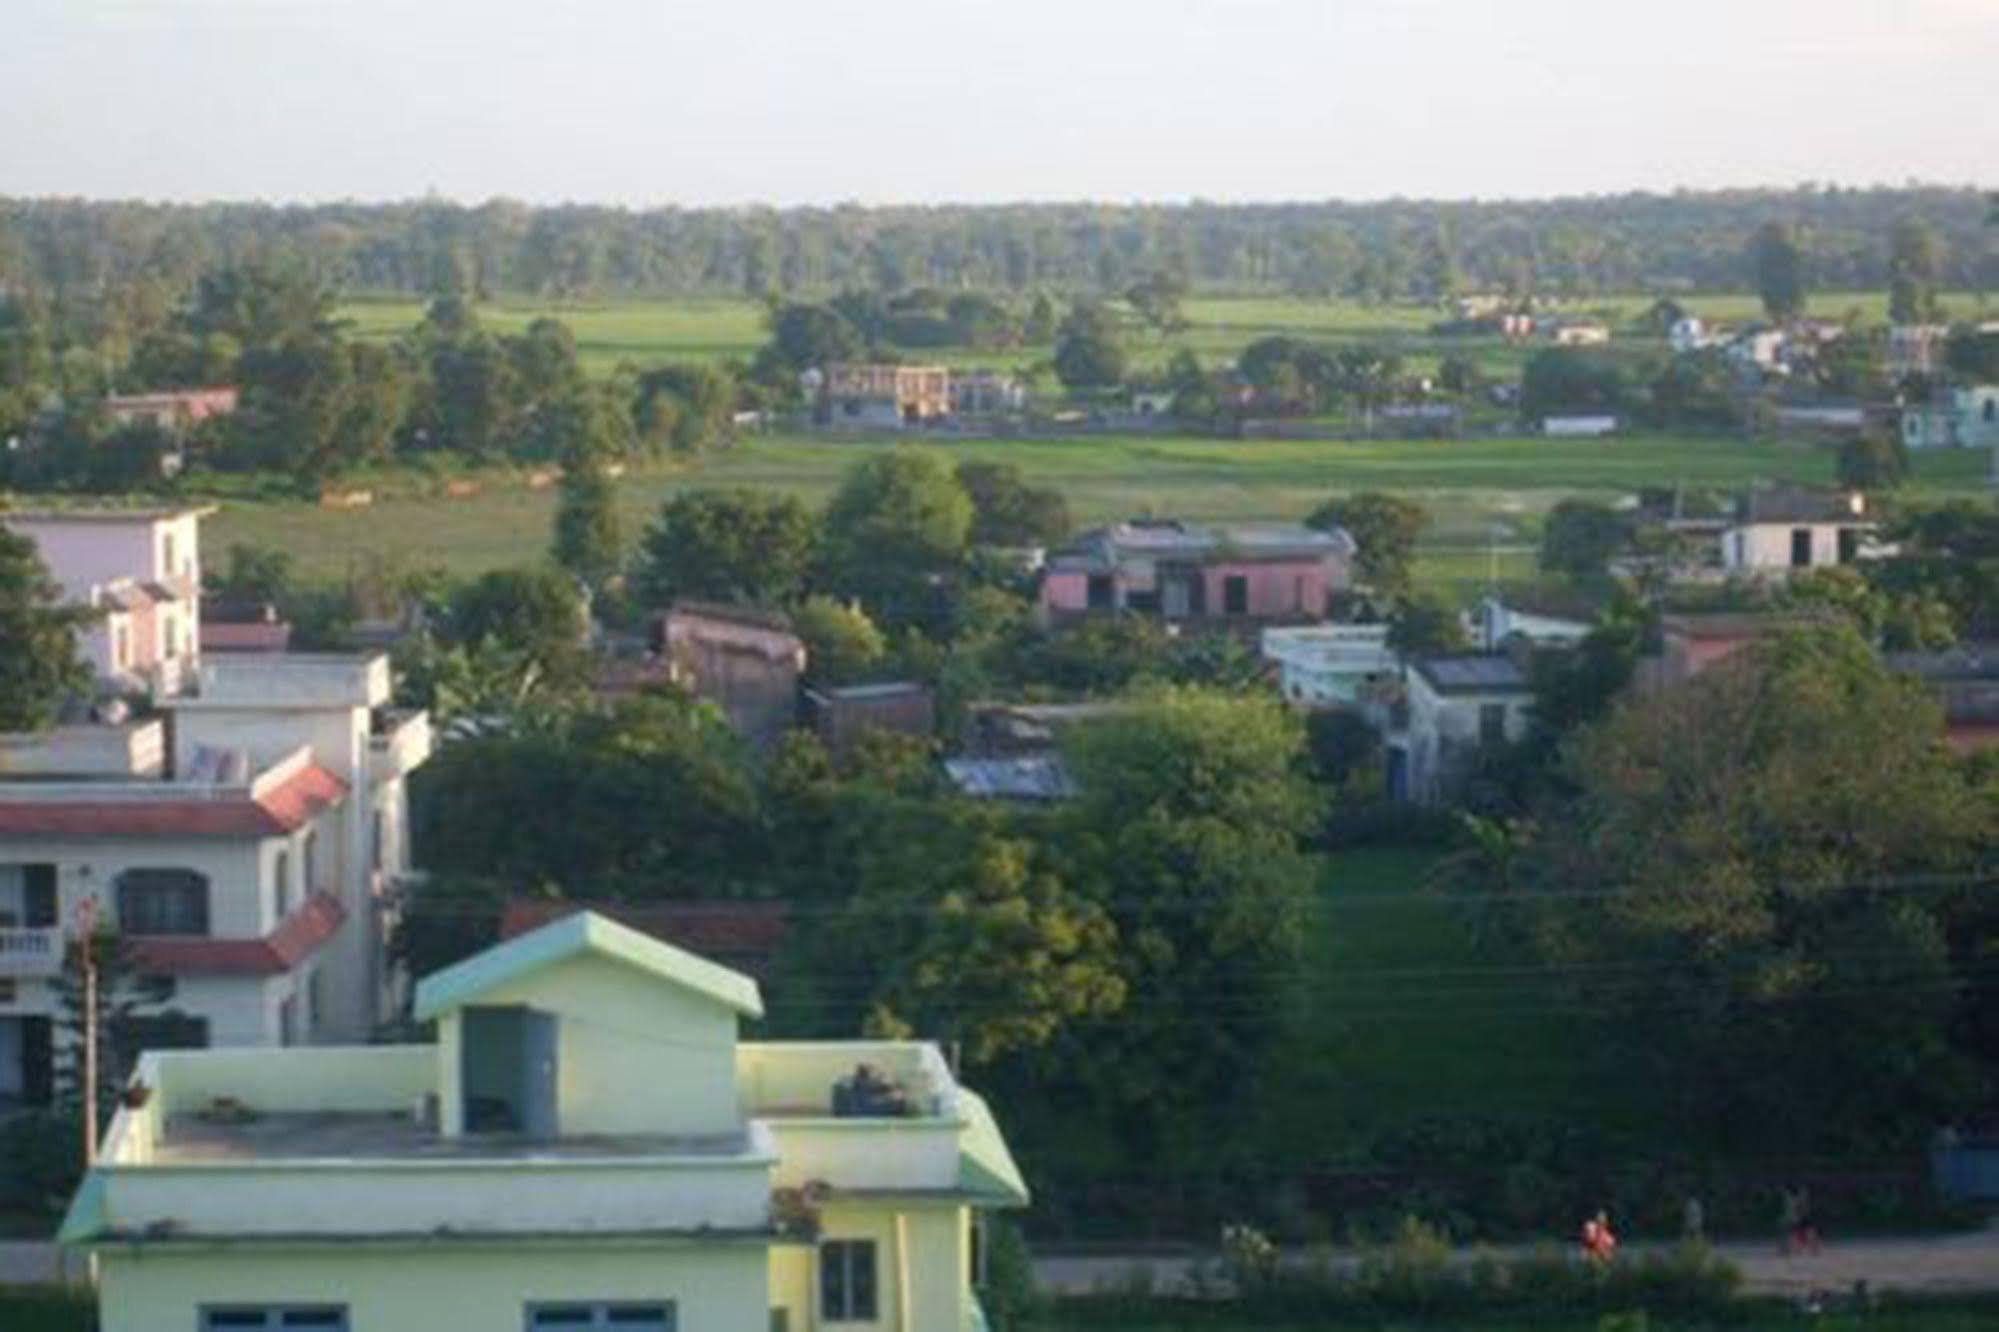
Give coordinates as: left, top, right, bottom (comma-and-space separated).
151, 1111, 756, 1164
1412, 654, 1532, 693
3, 505, 217, 523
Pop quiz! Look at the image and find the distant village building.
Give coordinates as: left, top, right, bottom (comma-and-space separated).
814, 363, 951, 428
806, 682, 935, 759
1541, 414, 1619, 437
1767, 402, 1869, 438
1259, 623, 1399, 710
1548, 320, 1611, 347
1646, 611, 1832, 688
3, 506, 212, 700
200, 598, 294, 654
1040, 520, 1355, 626
1668, 317, 1713, 353
1886, 324, 1952, 379
1475, 592, 1597, 652
1902, 385, 1999, 451
1887, 643, 1999, 754
660, 602, 807, 751
103, 386, 239, 432
950, 369, 1025, 416
1719, 486, 1880, 576
1392, 653, 1534, 804
943, 754, 1077, 803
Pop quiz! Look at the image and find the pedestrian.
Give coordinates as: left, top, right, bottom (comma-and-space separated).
1579, 1209, 1617, 1265
1682, 1195, 1705, 1242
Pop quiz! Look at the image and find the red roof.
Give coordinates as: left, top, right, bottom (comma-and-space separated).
500, 899, 790, 974
0, 764, 347, 839
131, 892, 346, 975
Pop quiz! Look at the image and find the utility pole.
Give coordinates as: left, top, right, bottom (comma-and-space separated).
75, 896, 99, 1167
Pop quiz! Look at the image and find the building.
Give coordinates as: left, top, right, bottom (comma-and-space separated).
200, 599, 293, 655
60, 911, 1027, 1332
1548, 321, 1611, 347
1474, 592, 1596, 652
500, 899, 791, 980
1887, 644, 1999, 754
1886, 324, 1951, 379
1541, 414, 1619, 438
961, 701, 1135, 756
0, 654, 432, 1106
1718, 486, 1880, 575
1768, 402, 1868, 438
4, 506, 213, 699
1391, 654, 1534, 804
942, 754, 1077, 803
1040, 520, 1355, 626
1669, 317, 1713, 353
1726, 328, 1789, 374
661, 602, 808, 751
817, 364, 952, 428
1646, 611, 1830, 689
1259, 623, 1399, 710
806, 682, 936, 760
949, 370, 1025, 417
103, 387, 239, 433
1902, 386, 1999, 451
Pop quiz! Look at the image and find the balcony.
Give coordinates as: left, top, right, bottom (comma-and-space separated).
739, 1042, 970, 1195
75, 1046, 776, 1245
0, 927, 63, 977
370, 709, 433, 784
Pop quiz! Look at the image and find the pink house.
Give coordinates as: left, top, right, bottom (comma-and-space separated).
104, 387, 239, 432
1040, 520, 1355, 625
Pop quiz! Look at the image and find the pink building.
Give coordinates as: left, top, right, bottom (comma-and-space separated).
3, 507, 214, 699
1039, 520, 1355, 625
104, 387, 239, 432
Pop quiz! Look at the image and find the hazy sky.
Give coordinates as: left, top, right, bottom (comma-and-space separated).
5, 0, 1994, 206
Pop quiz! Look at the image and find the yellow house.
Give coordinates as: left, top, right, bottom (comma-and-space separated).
60, 911, 1027, 1332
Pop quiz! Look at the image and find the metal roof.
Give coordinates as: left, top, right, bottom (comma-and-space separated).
1413, 654, 1531, 693
943, 754, 1076, 801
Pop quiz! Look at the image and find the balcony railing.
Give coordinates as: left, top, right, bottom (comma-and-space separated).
0, 927, 64, 977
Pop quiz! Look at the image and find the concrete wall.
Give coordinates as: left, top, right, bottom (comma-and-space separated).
98, 1241, 771, 1332
1723, 522, 1872, 572
1404, 674, 1531, 804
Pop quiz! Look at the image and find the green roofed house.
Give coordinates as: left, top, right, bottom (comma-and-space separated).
61, 911, 1027, 1332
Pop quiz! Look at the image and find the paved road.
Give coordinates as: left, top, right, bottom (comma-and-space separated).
1033, 1222, 1999, 1299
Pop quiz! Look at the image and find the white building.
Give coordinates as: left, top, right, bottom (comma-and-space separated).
1475, 594, 1595, 651
0, 654, 431, 1108
1259, 624, 1400, 710
1719, 487, 1881, 576
1392, 654, 1535, 804
3, 507, 213, 700
1541, 414, 1619, 437
1902, 386, 1999, 451
1668, 317, 1713, 354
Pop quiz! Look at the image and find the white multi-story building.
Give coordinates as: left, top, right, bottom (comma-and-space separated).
0, 654, 431, 1109
3, 506, 213, 700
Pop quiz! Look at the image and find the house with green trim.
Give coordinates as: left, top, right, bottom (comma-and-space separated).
61, 911, 1027, 1332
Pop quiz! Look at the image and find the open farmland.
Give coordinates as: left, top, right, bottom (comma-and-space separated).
204, 429, 1992, 587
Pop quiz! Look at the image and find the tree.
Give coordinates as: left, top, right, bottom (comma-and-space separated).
956, 462, 1071, 548
1304, 708, 1383, 792
1836, 423, 1910, 491
1052, 302, 1127, 390
793, 596, 886, 685
551, 455, 624, 592
1539, 498, 1630, 577
1749, 220, 1807, 322
763, 303, 863, 374
820, 451, 972, 625
1307, 492, 1429, 593
1124, 269, 1189, 336
0, 527, 92, 731
633, 364, 735, 454
1536, 627, 1988, 1150
1520, 348, 1626, 421
1887, 217, 1944, 324
447, 566, 588, 687
51, 929, 176, 1135
634, 489, 818, 610
209, 542, 296, 606
1386, 590, 1469, 657
1870, 500, 1999, 639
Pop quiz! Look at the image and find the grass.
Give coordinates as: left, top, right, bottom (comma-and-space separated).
201, 429, 1990, 586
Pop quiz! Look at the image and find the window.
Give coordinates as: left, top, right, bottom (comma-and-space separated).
111, 1013, 208, 1069
821, 1240, 879, 1322
163, 614, 181, 657
1789, 527, 1813, 568
1836, 528, 1859, 565
371, 810, 386, 873
1222, 575, 1249, 615
112, 623, 129, 669
115, 868, 210, 936
301, 829, 319, 895
1085, 574, 1114, 610
1478, 703, 1508, 746
162, 533, 177, 578
201, 1308, 346, 1330
273, 848, 292, 919
526, 1304, 676, 1331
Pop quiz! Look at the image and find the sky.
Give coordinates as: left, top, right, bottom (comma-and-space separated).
3, 0, 1994, 207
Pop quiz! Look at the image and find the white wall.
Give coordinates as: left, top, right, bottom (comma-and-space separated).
1405, 674, 1532, 804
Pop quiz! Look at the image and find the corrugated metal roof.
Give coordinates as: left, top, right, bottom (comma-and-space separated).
1413, 654, 1531, 693
943, 755, 1076, 801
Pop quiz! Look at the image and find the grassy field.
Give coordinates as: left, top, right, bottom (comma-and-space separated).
204, 429, 1991, 587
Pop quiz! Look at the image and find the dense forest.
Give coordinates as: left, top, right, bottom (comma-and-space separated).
2, 186, 1991, 304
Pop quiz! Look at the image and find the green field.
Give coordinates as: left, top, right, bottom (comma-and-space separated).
204, 429, 1991, 587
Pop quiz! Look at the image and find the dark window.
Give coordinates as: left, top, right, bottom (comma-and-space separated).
111, 1014, 208, 1070
821, 1239, 879, 1322
1789, 527, 1813, 568
527, 1305, 675, 1331
1836, 528, 1859, 564
1985, 398, 1996, 423
22, 864, 57, 927
1222, 575, 1249, 615
273, 849, 291, 919
201, 1307, 347, 1330
301, 829, 320, 896
1478, 703, 1508, 746
1086, 574, 1114, 610
115, 869, 209, 936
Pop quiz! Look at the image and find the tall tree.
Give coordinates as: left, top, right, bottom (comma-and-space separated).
820, 451, 972, 625
1306, 492, 1429, 593
447, 566, 589, 687
1539, 498, 1630, 578
550, 455, 624, 592
1887, 217, 1944, 324
956, 462, 1071, 548
0, 527, 92, 731
1749, 220, 1808, 322
633, 489, 819, 610
1051, 302, 1127, 391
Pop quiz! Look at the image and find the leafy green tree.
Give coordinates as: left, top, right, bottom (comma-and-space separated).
633, 364, 736, 454
820, 451, 972, 624
1887, 217, 1944, 324
1837, 423, 1910, 491
1304, 708, 1383, 792
1944, 326, 1999, 380
1124, 269, 1189, 336
1387, 590, 1469, 657
551, 455, 624, 592
209, 543, 296, 606
187, 260, 334, 350
0, 527, 92, 731
793, 596, 887, 685
1520, 348, 1626, 421
956, 462, 1071, 548
1872, 500, 1999, 638
1307, 492, 1429, 593
51, 929, 176, 1135
1749, 220, 1808, 321
1052, 302, 1127, 390
1536, 627, 1988, 1150
1539, 498, 1630, 577
634, 489, 819, 610
763, 303, 863, 374
447, 566, 588, 686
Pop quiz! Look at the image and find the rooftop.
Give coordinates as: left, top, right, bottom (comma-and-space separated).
2, 504, 216, 524
1412, 653, 1532, 694
1658, 610, 1835, 642
944, 754, 1077, 801
1735, 486, 1870, 525
152, 1111, 753, 1165
1052, 519, 1356, 570
0, 751, 346, 839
